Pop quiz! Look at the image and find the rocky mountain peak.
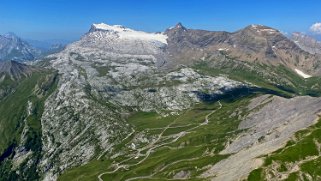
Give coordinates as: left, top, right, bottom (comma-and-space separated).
162, 23, 320, 75
174, 22, 186, 29
166, 22, 187, 33
240, 24, 280, 36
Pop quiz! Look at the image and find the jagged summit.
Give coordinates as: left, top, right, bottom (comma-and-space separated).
174, 22, 187, 30
175, 22, 184, 27
163, 22, 320, 75
166, 22, 187, 33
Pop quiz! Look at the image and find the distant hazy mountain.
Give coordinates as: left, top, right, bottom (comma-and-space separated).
0, 33, 68, 62
0, 33, 40, 61
291, 32, 321, 54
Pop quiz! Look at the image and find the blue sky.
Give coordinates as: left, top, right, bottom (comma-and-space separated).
0, 0, 320, 41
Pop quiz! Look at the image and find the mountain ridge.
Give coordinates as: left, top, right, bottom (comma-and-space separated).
164, 23, 321, 76
84, 22, 321, 77
1, 22, 321, 181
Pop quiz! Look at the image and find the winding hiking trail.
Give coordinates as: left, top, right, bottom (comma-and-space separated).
98, 101, 222, 181
204, 101, 222, 125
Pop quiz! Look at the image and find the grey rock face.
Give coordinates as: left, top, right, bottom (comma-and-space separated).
226, 95, 321, 153
165, 24, 321, 75
202, 95, 321, 181
39, 23, 247, 180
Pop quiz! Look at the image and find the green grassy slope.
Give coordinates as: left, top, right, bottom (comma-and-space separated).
0, 70, 58, 152
247, 118, 321, 180
0, 69, 58, 180
59, 94, 258, 181
59, 59, 321, 181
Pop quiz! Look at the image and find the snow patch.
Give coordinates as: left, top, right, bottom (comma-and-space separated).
295, 69, 312, 78
92, 23, 168, 44
218, 48, 229, 51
